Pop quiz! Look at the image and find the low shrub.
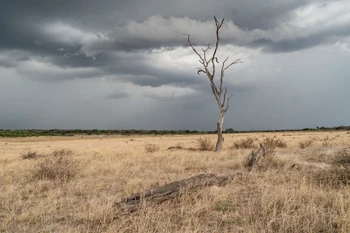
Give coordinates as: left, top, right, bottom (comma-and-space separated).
22, 150, 42, 160
145, 144, 160, 153
332, 149, 350, 167
262, 137, 287, 156
33, 149, 78, 182
299, 139, 314, 149
196, 137, 214, 151
313, 167, 350, 187
257, 155, 287, 171
52, 148, 74, 157
312, 150, 350, 187
321, 136, 335, 147
232, 137, 256, 149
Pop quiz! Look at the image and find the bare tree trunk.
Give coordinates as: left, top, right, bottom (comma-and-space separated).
215, 112, 225, 152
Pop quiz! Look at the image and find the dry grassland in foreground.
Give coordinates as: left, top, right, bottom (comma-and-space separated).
0, 131, 350, 232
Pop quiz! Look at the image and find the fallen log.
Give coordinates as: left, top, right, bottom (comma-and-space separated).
167, 146, 184, 150
115, 173, 234, 213
167, 146, 206, 151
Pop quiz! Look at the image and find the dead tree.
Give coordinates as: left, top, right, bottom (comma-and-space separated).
184, 16, 242, 152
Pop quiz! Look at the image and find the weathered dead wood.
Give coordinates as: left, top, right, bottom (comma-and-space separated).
167, 146, 185, 150
183, 16, 243, 152
167, 146, 207, 151
246, 143, 265, 171
115, 174, 234, 213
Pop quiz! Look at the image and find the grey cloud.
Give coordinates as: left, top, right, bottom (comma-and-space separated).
16, 65, 104, 82
0, 58, 14, 68
106, 91, 129, 100
116, 73, 202, 88
15, 56, 31, 62
263, 22, 350, 53
143, 92, 197, 102
228, 0, 311, 29
87, 51, 205, 87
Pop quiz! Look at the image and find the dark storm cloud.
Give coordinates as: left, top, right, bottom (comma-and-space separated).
0, 0, 131, 30
1, 0, 348, 80
55, 52, 96, 68
0, 19, 80, 56
2, 0, 345, 58
85, 14, 350, 54
84, 51, 205, 87
228, 0, 311, 29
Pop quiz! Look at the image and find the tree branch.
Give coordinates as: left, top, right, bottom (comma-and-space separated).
211, 17, 225, 79
202, 45, 210, 66
224, 59, 243, 71
183, 33, 205, 65
225, 93, 233, 111
197, 68, 206, 75
202, 44, 211, 53
222, 87, 227, 108
220, 57, 229, 94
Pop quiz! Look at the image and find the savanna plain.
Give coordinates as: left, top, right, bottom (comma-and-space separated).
1, 131, 350, 233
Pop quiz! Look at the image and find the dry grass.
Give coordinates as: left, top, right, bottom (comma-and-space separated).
0, 132, 350, 232
321, 135, 336, 147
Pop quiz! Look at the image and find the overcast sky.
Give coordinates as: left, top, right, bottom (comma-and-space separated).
1, 0, 349, 130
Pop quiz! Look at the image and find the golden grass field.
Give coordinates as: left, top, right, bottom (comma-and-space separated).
1, 131, 350, 232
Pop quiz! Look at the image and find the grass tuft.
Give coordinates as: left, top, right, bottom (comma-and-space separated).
196, 137, 214, 151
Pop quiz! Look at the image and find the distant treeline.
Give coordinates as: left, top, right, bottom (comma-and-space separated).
0, 126, 349, 138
